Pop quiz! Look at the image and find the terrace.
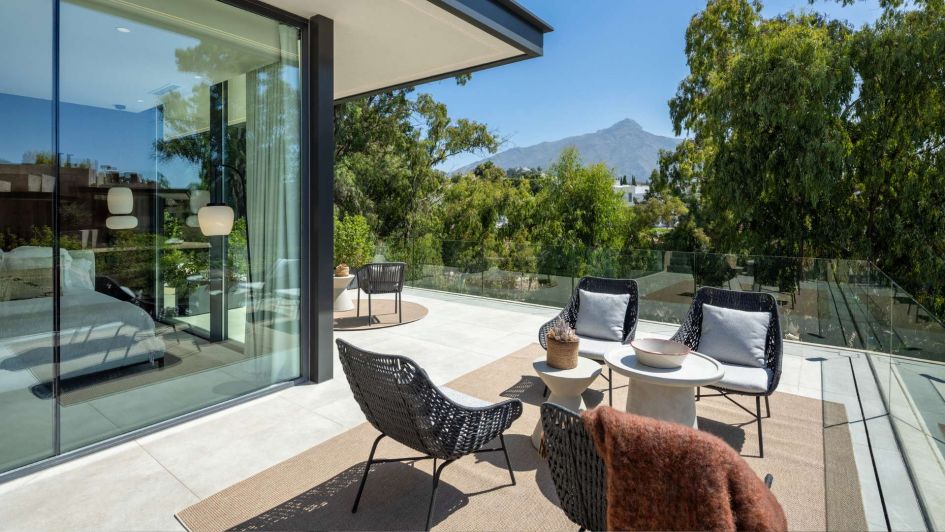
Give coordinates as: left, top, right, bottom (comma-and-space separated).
1, 250, 942, 530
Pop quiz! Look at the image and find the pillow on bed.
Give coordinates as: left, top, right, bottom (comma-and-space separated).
0, 268, 55, 301
0, 246, 72, 272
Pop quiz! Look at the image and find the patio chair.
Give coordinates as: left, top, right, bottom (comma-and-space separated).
538, 277, 639, 406
672, 287, 783, 457
541, 403, 775, 531
337, 339, 522, 530
540, 403, 607, 531
356, 262, 406, 325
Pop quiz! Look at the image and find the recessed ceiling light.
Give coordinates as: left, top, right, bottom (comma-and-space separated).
136, 99, 144, 103
116, 27, 131, 33
194, 75, 202, 80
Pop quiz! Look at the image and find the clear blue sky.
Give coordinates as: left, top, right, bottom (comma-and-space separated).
423, 0, 883, 172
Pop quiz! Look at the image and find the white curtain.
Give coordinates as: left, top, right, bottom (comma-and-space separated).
244, 25, 301, 381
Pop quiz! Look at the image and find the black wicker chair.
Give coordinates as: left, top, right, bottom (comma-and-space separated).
337, 339, 522, 530
672, 287, 783, 457
538, 277, 640, 406
540, 403, 774, 531
356, 262, 406, 325
540, 403, 607, 532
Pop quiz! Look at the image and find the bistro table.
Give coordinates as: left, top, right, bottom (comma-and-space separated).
332, 274, 355, 311
605, 345, 723, 428
530, 356, 602, 449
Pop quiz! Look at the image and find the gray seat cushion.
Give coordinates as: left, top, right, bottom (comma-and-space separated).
577, 335, 621, 361
575, 289, 629, 342
698, 304, 769, 368
714, 362, 772, 394
438, 386, 491, 408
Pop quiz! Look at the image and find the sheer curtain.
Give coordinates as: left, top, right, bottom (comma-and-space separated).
244, 24, 301, 381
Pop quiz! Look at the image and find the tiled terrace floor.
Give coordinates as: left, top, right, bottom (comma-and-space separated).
0, 288, 929, 531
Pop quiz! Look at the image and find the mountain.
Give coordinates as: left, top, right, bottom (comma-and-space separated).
456, 119, 682, 181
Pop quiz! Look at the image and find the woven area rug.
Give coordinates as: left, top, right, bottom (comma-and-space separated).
176, 343, 862, 531
333, 299, 428, 330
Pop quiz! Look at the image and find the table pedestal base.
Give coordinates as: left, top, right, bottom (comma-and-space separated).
332, 275, 355, 312
531, 392, 587, 449
627, 379, 698, 428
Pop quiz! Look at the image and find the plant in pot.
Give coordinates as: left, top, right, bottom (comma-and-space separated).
334, 213, 373, 277
546, 317, 579, 369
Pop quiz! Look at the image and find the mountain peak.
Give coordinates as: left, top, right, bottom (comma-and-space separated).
456, 118, 681, 179
606, 118, 644, 132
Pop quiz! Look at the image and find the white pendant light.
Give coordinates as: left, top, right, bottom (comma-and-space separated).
107, 187, 134, 214
106, 215, 138, 230
198, 203, 234, 236
106, 187, 136, 230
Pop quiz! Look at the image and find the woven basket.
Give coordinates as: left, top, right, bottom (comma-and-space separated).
546, 337, 579, 369
334, 264, 350, 277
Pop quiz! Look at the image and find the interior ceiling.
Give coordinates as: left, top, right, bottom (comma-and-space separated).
255, 0, 524, 99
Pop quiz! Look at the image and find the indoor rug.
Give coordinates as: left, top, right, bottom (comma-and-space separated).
176, 343, 862, 531
333, 299, 428, 330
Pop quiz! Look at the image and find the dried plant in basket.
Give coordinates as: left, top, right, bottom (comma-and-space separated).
546, 317, 579, 369
547, 317, 578, 343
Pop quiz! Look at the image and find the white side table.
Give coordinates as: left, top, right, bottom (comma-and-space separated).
332, 275, 355, 311
605, 346, 723, 428
531, 356, 602, 449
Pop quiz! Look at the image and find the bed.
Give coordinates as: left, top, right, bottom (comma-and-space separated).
0, 247, 165, 384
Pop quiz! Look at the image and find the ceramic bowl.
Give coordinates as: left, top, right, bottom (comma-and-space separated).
631, 338, 690, 369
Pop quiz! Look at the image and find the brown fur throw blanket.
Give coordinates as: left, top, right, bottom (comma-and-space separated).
581, 406, 787, 531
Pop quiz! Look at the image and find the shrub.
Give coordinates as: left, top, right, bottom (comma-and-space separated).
334, 213, 374, 268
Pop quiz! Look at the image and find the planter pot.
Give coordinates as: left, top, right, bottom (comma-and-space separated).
546, 337, 579, 369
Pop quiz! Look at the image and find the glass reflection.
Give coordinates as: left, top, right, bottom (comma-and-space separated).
0, 0, 302, 473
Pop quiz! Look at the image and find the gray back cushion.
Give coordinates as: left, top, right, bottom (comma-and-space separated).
697, 303, 770, 368
575, 289, 629, 341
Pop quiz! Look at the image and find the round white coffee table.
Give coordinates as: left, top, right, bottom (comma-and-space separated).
531, 356, 602, 449
605, 346, 723, 428
332, 275, 355, 311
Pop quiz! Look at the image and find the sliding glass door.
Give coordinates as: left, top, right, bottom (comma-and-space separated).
0, 0, 302, 473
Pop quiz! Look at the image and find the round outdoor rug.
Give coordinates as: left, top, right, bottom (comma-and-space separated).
333, 299, 428, 330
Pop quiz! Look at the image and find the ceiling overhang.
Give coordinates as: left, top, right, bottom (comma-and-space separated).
240, 0, 552, 101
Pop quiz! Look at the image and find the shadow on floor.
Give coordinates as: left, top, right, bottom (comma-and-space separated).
229, 461, 467, 531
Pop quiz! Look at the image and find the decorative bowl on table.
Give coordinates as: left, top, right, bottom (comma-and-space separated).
630, 338, 690, 369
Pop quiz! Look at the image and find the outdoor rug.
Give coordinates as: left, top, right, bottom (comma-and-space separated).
176, 343, 862, 531
333, 299, 428, 330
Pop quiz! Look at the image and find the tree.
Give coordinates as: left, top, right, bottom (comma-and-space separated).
660, 0, 855, 259
532, 148, 629, 276
655, 0, 945, 316
845, 1, 945, 313
440, 162, 534, 272
333, 88, 500, 244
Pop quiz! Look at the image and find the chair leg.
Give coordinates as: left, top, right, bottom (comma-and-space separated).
357, 290, 361, 317
352, 434, 385, 513
398, 292, 403, 323
756, 396, 764, 458
499, 434, 515, 485
608, 368, 613, 407
764, 395, 770, 418
543, 385, 549, 398
368, 293, 372, 326
426, 459, 454, 530
696, 386, 701, 401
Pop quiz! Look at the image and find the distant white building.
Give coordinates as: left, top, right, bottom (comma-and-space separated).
613, 183, 650, 205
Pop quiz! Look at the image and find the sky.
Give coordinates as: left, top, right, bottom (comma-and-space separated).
422, 0, 884, 172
